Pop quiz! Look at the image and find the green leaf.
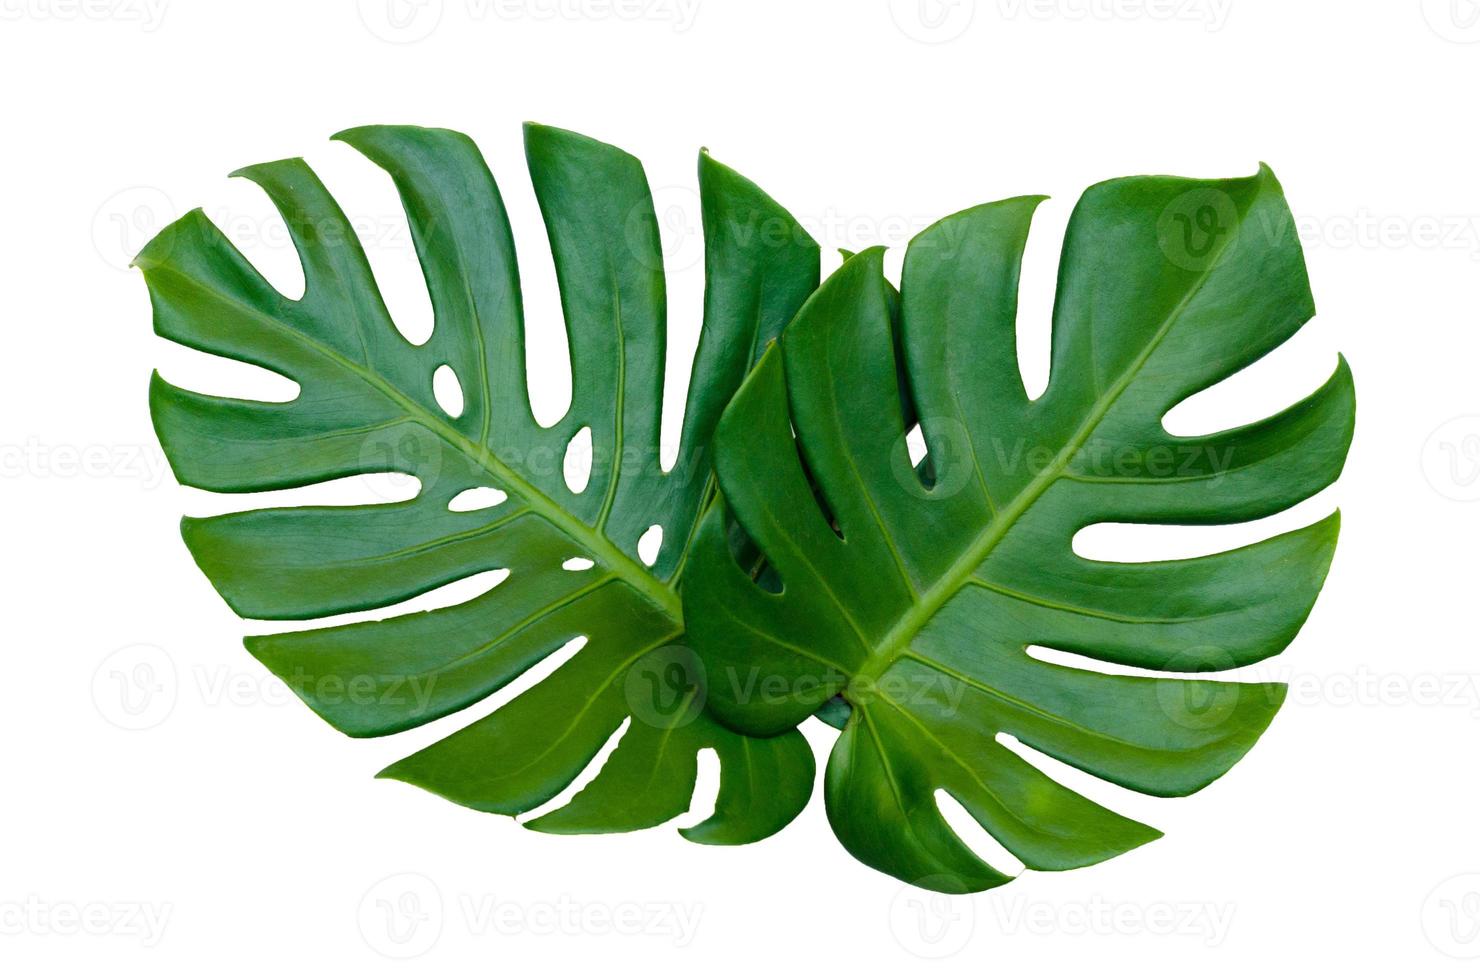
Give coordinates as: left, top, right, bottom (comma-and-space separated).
684, 166, 1355, 889
138, 124, 819, 844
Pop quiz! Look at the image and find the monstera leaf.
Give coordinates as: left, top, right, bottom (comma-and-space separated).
138, 124, 819, 843
684, 167, 1355, 889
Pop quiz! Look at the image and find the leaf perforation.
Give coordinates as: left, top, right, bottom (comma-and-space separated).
149, 124, 823, 846
424, 573, 619, 679
898, 649, 1163, 754
148, 260, 678, 619
854, 201, 1248, 687
594, 266, 627, 534
687, 167, 1348, 887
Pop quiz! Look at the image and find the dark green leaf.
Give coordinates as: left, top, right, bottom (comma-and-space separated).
684, 167, 1354, 888
139, 124, 819, 844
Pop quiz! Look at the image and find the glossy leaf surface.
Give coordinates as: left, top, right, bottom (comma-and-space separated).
685, 167, 1355, 888
140, 124, 818, 844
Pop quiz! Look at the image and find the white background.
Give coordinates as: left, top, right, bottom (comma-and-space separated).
3, 0, 1478, 974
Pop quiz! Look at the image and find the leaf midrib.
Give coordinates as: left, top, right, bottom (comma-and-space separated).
850, 241, 1236, 691
159, 267, 681, 622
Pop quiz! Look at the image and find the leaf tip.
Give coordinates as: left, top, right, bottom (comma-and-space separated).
1251, 161, 1287, 195
1326, 507, 1342, 532
1332, 352, 1355, 389
328, 125, 370, 145
130, 207, 205, 271
374, 758, 412, 783
1304, 508, 1342, 548
227, 158, 305, 183
520, 811, 585, 836
521, 119, 573, 145
677, 821, 732, 846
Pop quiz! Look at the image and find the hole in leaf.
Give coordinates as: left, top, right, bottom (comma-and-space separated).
1163, 337, 1336, 438
934, 788, 1027, 878
433, 364, 464, 418
215, 177, 306, 301
1026, 644, 1274, 683
517, 713, 629, 824
682, 747, 721, 829
1013, 197, 1063, 401
418, 634, 590, 740
564, 426, 592, 493
995, 733, 1161, 832
241, 567, 508, 631
562, 557, 595, 572
637, 524, 663, 566
153, 345, 300, 403
494, 633, 587, 707
448, 486, 507, 512
724, 511, 782, 595
1071, 492, 1335, 563
905, 424, 928, 467
652, 183, 704, 473
792, 429, 843, 540
178, 472, 419, 517
322, 140, 433, 345
508, 174, 573, 427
